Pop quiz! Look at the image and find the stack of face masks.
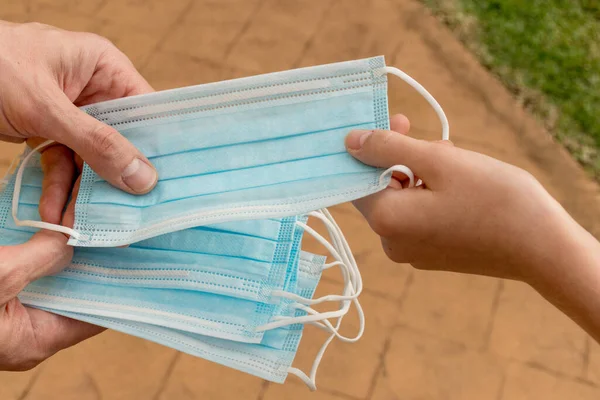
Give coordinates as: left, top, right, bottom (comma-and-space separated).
0, 56, 448, 390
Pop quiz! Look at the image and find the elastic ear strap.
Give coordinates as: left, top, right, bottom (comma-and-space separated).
382, 66, 450, 141
257, 210, 366, 331
269, 212, 362, 304
379, 165, 415, 188
12, 140, 82, 240
284, 209, 366, 390
308, 210, 361, 292
288, 283, 363, 390
320, 208, 362, 290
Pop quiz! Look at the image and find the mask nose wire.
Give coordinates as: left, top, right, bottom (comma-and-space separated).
11, 139, 82, 240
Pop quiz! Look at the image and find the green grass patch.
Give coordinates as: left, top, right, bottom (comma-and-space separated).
424, 0, 600, 177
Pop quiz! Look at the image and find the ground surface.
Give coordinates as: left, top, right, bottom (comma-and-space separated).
1, 0, 600, 399
425, 0, 600, 176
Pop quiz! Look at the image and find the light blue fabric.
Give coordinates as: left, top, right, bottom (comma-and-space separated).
15, 216, 311, 345
22, 250, 324, 354
53, 56, 391, 246
0, 155, 307, 303
30, 252, 324, 383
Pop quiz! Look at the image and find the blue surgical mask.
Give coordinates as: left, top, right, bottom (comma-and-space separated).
30, 252, 325, 386
18, 209, 370, 389
1, 157, 314, 303
9, 56, 448, 247
19, 248, 322, 347
6, 168, 368, 349
3, 163, 369, 354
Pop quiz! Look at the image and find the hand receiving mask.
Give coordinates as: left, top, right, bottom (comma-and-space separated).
9, 56, 448, 247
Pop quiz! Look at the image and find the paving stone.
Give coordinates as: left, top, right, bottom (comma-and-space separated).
23, 7, 101, 32
224, 0, 333, 72
586, 338, 600, 385
23, 330, 177, 400
290, 280, 400, 398
501, 362, 600, 400
0, 368, 41, 400
0, 143, 24, 171
162, 0, 260, 64
141, 51, 224, 91
489, 280, 588, 378
96, 0, 192, 33
157, 353, 264, 400
371, 326, 506, 400
96, 22, 161, 68
263, 381, 349, 400
397, 270, 499, 349
298, 0, 406, 68
0, 0, 29, 21
26, 0, 104, 17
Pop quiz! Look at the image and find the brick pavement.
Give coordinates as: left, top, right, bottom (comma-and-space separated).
0, 0, 599, 399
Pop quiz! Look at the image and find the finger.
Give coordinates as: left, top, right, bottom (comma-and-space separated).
31, 87, 157, 195
0, 231, 72, 304
25, 307, 105, 360
0, 133, 25, 143
74, 153, 84, 173
62, 174, 81, 231
389, 114, 410, 135
352, 184, 434, 237
346, 128, 444, 186
39, 144, 75, 224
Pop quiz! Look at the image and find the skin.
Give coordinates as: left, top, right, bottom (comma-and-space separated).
347, 114, 600, 343
1, 21, 598, 370
0, 21, 158, 370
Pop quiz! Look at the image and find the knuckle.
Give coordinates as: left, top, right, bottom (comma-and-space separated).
375, 129, 395, 147
89, 125, 122, 158
0, 262, 24, 301
5, 353, 45, 371
367, 206, 397, 238
516, 168, 538, 186
78, 32, 116, 53
23, 22, 52, 32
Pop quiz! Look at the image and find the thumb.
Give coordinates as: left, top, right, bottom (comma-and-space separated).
35, 89, 158, 195
0, 231, 72, 305
346, 129, 444, 187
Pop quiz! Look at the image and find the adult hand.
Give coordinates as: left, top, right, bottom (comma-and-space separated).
0, 21, 157, 370
0, 20, 157, 194
0, 144, 104, 370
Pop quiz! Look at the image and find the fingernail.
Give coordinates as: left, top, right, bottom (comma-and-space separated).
122, 158, 157, 193
346, 130, 372, 150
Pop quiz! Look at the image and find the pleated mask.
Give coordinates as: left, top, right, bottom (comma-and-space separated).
18, 210, 364, 348
3, 158, 368, 364
9, 55, 449, 247
29, 253, 333, 388
1, 155, 306, 303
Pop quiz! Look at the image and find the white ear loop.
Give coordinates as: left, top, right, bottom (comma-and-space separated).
11, 139, 82, 240
257, 210, 365, 333
375, 66, 450, 190
381, 66, 449, 141
254, 209, 365, 391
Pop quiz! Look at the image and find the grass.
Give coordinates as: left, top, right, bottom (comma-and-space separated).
424, 0, 600, 177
